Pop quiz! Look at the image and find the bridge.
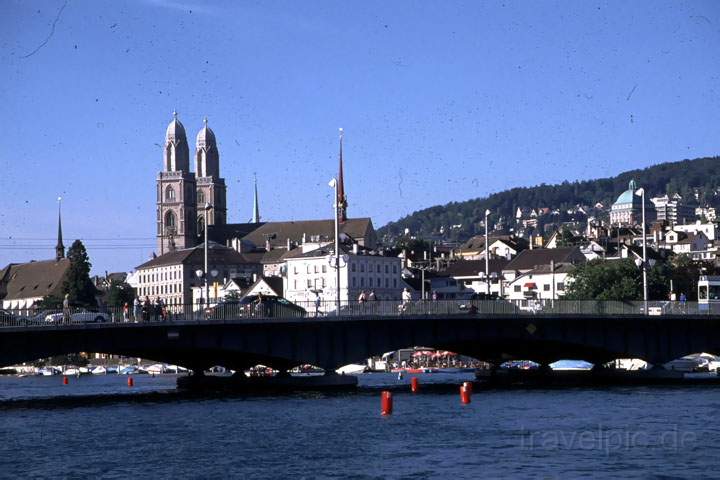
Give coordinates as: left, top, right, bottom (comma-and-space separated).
1, 300, 719, 372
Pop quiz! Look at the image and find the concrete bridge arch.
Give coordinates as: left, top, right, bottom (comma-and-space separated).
1, 314, 719, 372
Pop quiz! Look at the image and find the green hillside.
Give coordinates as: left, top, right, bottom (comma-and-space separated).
378, 156, 720, 242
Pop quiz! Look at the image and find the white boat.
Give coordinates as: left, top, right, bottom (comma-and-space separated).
145, 364, 166, 375
39, 367, 58, 376
289, 365, 325, 377
91, 366, 107, 375
64, 367, 80, 375
550, 360, 594, 371
336, 364, 367, 375
119, 366, 137, 375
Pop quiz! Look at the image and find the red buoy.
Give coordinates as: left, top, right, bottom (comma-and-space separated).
460, 385, 471, 404
411, 377, 419, 393
127, 376, 134, 387
63, 376, 69, 385
381, 390, 393, 415
463, 381, 473, 394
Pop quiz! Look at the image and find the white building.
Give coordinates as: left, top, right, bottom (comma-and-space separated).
135, 242, 261, 307
505, 264, 574, 302
457, 235, 528, 260
665, 231, 713, 260
610, 180, 657, 226
284, 244, 403, 312
651, 194, 696, 225
501, 247, 585, 302
672, 221, 717, 241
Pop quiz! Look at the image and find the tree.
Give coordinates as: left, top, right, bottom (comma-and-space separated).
377, 155, 720, 243
668, 255, 719, 301
564, 259, 641, 301
35, 294, 64, 310
225, 290, 241, 302
62, 240, 98, 307
106, 280, 135, 308
564, 258, 670, 301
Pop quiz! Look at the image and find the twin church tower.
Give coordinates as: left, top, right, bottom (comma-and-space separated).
157, 112, 229, 254
156, 112, 347, 256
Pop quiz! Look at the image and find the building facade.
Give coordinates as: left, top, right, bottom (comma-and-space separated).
135, 242, 261, 307
610, 180, 657, 226
651, 194, 695, 225
284, 244, 403, 312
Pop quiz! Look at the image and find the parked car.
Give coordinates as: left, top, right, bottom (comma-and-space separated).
0, 309, 17, 326
22, 310, 60, 326
45, 310, 111, 324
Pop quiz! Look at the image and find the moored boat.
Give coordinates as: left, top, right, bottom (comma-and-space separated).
336, 364, 368, 375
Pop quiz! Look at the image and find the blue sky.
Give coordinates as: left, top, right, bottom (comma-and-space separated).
1, 0, 719, 274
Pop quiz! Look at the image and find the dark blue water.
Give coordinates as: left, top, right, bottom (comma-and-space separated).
1, 374, 718, 479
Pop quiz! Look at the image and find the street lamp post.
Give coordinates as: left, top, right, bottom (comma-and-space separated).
484, 209, 491, 296
203, 203, 211, 307
329, 178, 341, 315
635, 188, 648, 313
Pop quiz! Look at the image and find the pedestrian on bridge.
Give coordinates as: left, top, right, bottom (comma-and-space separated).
153, 298, 161, 322
314, 293, 322, 317
123, 302, 129, 322
680, 292, 687, 312
142, 297, 151, 322
401, 288, 412, 313
62, 294, 70, 325
133, 297, 141, 323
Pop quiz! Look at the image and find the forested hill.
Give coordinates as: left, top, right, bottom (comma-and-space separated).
378, 156, 720, 242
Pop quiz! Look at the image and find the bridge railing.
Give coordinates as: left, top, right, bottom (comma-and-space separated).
1, 299, 718, 328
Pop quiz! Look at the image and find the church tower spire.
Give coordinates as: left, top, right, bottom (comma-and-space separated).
55, 196, 64, 261
195, 116, 227, 233
252, 174, 261, 223
337, 128, 348, 223
157, 111, 197, 254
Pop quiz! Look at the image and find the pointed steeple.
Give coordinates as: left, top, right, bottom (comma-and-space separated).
252, 174, 261, 223
337, 128, 348, 223
56, 197, 65, 261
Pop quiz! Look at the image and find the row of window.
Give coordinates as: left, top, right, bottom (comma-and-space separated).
352, 277, 397, 289
290, 277, 400, 291
293, 278, 328, 290
138, 283, 183, 297
140, 270, 182, 283
163, 186, 208, 203
294, 264, 328, 274
513, 283, 565, 292
350, 263, 398, 274
291, 262, 399, 275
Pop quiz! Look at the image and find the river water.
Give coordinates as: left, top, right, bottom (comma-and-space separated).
1, 374, 718, 479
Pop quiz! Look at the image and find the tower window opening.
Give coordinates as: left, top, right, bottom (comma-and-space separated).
165, 211, 176, 228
